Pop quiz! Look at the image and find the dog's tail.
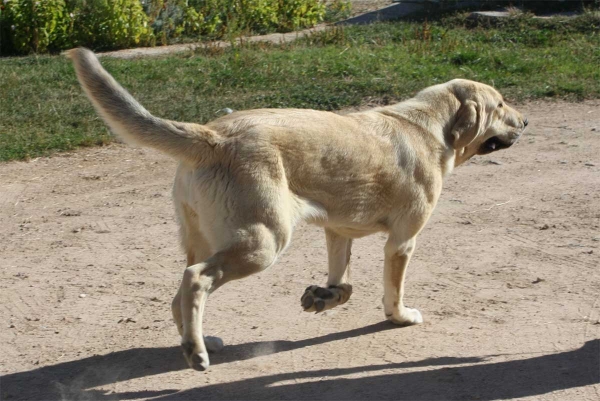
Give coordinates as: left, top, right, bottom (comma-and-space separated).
67, 48, 220, 166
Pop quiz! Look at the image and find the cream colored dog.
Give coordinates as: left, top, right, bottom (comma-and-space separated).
68, 48, 528, 371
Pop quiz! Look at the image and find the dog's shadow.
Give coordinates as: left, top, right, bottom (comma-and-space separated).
1, 321, 409, 400
211, 320, 401, 364
3, 322, 598, 401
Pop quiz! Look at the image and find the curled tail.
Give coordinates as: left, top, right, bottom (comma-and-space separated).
67, 48, 220, 166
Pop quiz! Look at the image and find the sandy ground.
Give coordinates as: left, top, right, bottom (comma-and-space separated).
1, 100, 599, 400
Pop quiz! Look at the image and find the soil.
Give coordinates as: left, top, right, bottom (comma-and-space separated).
1, 100, 599, 400
346, 0, 392, 16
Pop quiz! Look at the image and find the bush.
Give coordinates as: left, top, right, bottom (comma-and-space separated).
0, 0, 327, 54
278, 0, 325, 31
147, 0, 325, 40
69, 0, 153, 50
145, 0, 222, 43
1, 0, 153, 54
1, 0, 67, 53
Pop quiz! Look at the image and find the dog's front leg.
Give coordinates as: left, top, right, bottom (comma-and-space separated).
301, 228, 353, 313
383, 235, 423, 325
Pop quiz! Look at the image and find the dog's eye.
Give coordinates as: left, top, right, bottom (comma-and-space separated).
498, 102, 504, 108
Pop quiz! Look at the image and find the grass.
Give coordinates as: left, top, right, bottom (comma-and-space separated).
0, 12, 598, 161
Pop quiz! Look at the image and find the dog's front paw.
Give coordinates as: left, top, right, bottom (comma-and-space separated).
385, 307, 423, 326
301, 284, 352, 313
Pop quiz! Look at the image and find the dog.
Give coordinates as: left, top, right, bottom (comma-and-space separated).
68, 48, 528, 371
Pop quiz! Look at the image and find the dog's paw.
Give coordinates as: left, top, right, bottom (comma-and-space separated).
180, 336, 223, 371
385, 306, 423, 326
181, 341, 210, 371
301, 284, 352, 313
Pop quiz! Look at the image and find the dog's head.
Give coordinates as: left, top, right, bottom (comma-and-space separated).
443, 79, 528, 165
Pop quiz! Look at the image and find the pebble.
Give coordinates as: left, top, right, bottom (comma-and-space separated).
79, 294, 86, 298
584, 162, 595, 166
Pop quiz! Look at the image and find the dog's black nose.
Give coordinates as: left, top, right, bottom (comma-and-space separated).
523, 118, 529, 127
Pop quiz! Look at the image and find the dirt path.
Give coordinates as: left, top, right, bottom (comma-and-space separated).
1, 100, 599, 400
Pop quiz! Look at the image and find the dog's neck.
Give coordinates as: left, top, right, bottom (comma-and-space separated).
374, 97, 461, 177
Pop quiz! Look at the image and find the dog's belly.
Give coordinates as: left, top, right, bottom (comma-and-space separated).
323, 224, 385, 239
292, 193, 389, 238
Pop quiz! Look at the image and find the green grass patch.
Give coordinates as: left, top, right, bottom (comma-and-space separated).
1, 13, 599, 161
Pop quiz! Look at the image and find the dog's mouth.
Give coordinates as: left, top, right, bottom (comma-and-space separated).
478, 135, 516, 155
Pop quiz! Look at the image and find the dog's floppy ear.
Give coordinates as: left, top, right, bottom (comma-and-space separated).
450, 99, 485, 149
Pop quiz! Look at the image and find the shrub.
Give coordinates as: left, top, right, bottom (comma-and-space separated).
2, 0, 67, 53
277, 0, 325, 31
1, 0, 153, 54
0, 0, 326, 55
147, 0, 325, 39
68, 0, 153, 50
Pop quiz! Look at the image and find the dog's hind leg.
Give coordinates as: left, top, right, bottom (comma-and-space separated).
171, 203, 211, 336
301, 228, 353, 313
171, 202, 225, 354
179, 224, 286, 371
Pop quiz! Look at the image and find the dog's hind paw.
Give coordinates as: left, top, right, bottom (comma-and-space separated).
204, 336, 224, 353
182, 341, 210, 371
181, 336, 223, 371
301, 284, 352, 313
